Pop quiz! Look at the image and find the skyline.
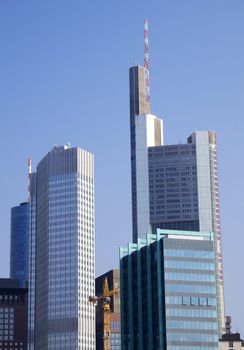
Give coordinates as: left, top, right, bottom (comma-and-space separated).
0, 0, 243, 335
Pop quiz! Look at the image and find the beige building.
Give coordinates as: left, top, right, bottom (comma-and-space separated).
219, 333, 244, 350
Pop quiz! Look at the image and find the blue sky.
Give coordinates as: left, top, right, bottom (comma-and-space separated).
0, 0, 243, 334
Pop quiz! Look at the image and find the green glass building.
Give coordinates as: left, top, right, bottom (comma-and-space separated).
120, 229, 219, 350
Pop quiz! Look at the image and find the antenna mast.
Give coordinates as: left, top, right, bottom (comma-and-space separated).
144, 17, 149, 70
144, 18, 150, 103
28, 158, 32, 201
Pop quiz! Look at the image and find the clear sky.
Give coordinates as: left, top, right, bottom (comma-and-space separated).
0, 0, 243, 334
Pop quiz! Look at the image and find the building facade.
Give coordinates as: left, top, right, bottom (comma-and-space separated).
129, 65, 164, 243
28, 145, 95, 350
219, 333, 244, 350
10, 202, 29, 288
27, 173, 36, 350
120, 229, 219, 350
0, 279, 28, 350
95, 269, 120, 350
129, 64, 225, 334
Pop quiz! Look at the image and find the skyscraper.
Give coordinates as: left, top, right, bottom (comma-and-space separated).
129, 65, 164, 243
10, 202, 29, 288
120, 229, 219, 350
28, 144, 95, 349
28, 172, 36, 350
129, 21, 225, 333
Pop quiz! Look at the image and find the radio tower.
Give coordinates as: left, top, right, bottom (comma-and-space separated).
144, 17, 149, 70
144, 17, 150, 102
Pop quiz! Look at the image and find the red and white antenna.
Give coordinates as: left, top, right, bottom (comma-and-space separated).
28, 158, 32, 201
144, 17, 150, 103
144, 17, 149, 70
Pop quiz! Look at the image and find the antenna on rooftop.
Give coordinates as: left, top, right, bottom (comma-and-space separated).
144, 17, 150, 103
28, 158, 32, 201
144, 17, 149, 70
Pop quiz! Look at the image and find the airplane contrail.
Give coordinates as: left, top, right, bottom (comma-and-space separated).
84, 96, 120, 110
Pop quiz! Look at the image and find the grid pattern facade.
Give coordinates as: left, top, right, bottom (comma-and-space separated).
27, 173, 36, 350
133, 129, 225, 334
0, 308, 15, 344
0, 281, 28, 350
120, 230, 219, 350
110, 316, 121, 350
190, 131, 225, 334
164, 238, 218, 350
32, 146, 95, 350
148, 143, 199, 232
10, 203, 29, 288
129, 65, 151, 242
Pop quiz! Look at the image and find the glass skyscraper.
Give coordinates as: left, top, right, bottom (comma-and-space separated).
120, 229, 219, 350
10, 202, 29, 288
28, 144, 95, 350
28, 172, 36, 350
129, 64, 225, 334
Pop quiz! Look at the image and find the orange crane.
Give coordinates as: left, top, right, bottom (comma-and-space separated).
89, 277, 120, 350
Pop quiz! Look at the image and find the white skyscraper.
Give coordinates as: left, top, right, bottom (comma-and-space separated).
28, 145, 95, 349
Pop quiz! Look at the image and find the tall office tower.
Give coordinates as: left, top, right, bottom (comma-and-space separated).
0, 278, 28, 349
131, 124, 225, 334
130, 19, 164, 242
129, 22, 224, 334
27, 172, 36, 350
95, 269, 120, 350
130, 64, 164, 243
10, 202, 29, 288
28, 144, 95, 350
120, 229, 219, 350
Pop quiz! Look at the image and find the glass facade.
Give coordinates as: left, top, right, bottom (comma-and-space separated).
148, 143, 199, 233
95, 270, 121, 350
131, 128, 225, 334
164, 237, 218, 350
10, 202, 29, 288
28, 145, 95, 350
120, 229, 219, 350
28, 173, 36, 350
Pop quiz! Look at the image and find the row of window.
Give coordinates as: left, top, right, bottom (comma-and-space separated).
0, 296, 19, 301
167, 320, 218, 330
165, 284, 216, 294
164, 249, 214, 259
166, 296, 216, 306
167, 347, 218, 350
167, 332, 218, 343
164, 260, 215, 271
165, 272, 215, 283
166, 307, 217, 318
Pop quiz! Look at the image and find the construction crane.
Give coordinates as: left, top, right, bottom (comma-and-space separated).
89, 277, 120, 350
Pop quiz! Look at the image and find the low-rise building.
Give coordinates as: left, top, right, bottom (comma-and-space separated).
0, 278, 28, 350
219, 332, 244, 350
